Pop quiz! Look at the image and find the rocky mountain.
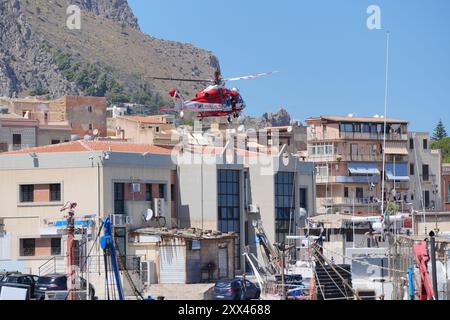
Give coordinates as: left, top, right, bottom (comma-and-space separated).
239, 107, 295, 129
0, 0, 219, 112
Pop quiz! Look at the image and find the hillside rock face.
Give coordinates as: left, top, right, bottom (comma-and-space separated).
239, 107, 293, 128
0, 0, 218, 102
0, 0, 79, 98
70, 0, 140, 29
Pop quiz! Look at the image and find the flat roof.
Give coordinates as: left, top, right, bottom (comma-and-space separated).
2, 140, 173, 155
306, 116, 408, 124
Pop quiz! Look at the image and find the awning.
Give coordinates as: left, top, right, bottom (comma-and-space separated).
386, 163, 410, 181
348, 163, 380, 175
386, 173, 410, 182
385, 142, 408, 155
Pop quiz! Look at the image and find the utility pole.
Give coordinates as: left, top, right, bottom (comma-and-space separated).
429, 231, 439, 300
61, 202, 78, 301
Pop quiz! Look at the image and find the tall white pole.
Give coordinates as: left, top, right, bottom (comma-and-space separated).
381, 32, 390, 218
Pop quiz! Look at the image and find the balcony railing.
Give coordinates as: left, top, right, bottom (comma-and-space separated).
308, 132, 408, 142
316, 175, 379, 184
419, 174, 437, 183
317, 197, 378, 207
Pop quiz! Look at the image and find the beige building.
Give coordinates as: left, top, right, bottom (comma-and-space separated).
114, 115, 177, 146
0, 113, 38, 152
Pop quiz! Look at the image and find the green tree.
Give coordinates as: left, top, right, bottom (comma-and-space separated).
432, 119, 447, 141
431, 137, 450, 163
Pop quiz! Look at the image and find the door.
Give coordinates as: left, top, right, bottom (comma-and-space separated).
424, 191, 430, 209
159, 245, 186, 284
218, 248, 228, 279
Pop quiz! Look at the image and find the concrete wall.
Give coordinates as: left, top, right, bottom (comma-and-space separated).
0, 125, 37, 151
408, 132, 442, 211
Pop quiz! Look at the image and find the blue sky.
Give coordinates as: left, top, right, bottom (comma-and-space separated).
128, 0, 450, 132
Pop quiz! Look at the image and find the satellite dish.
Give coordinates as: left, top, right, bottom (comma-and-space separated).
93, 129, 99, 136
143, 209, 154, 222
287, 126, 293, 133
238, 125, 245, 133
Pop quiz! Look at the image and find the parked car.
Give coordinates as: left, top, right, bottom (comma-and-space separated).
213, 279, 261, 300
0, 273, 39, 299
35, 273, 95, 300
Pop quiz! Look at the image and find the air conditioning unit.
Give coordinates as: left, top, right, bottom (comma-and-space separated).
248, 204, 260, 214
153, 199, 165, 218
132, 183, 141, 193
111, 214, 132, 226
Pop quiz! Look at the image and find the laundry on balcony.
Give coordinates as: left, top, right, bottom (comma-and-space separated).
347, 163, 380, 175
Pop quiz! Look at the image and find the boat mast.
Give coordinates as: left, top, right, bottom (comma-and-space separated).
381, 32, 390, 218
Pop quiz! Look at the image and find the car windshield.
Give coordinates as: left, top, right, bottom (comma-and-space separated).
37, 276, 66, 285
2, 276, 20, 283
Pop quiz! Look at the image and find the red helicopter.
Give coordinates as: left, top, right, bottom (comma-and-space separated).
153, 69, 277, 123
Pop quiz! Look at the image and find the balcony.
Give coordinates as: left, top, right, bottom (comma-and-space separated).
316, 175, 379, 184
317, 197, 379, 207
308, 153, 383, 163
308, 132, 408, 142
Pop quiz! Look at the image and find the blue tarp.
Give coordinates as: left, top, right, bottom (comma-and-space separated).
53, 220, 95, 228
348, 163, 380, 175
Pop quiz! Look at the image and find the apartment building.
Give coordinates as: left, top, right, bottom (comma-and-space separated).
0, 113, 38, 152
1, 96, 107, 139
0, 140, 175, 277
306, 116, 409, 215
408, 132, 442, 212
176, 144, 316, 272
114, 115, 178, 146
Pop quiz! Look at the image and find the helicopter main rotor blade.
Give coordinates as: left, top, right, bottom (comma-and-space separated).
150, 76, 214, 83
224, 71, 279, 82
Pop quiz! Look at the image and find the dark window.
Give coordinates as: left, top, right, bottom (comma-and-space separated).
424, 191, 430, 209
300, 188, 308, 210
356, 188, 364, 199
422, 165, 429, 181
409, 138, 414, 149
218, 170, 241, 270
51, 238, 61, 256
20, 185, 34, 203
13, 134, 22, 146
410, 164, 415, 176
344, 187, 349, 198
51, 140, 60, 145
411, 194, 415, 201
20, 239, 35, 256
423, 139, 428, 150
158, 184, 165, 199
50, 184, 61, 202
87, 106, 93, 113
146, 184, 153, 202
275, 172, 295, 245
88, 124, 93, 130
114, 183, 125, 214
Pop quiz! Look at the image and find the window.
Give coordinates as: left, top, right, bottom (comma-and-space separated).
51, 238, 61, 256
87, 106, 93, 113
50, 184, 61, 202
146, 184, 153, 202
422, 165, 429, 181
423, 139, 428, 150
344, 187, 349, 198
275, 172, 295, 245
315, 164, 329, 178
299, 188, 308, 210
13, 134, 22, 150
158, 184, 166, 199
424, 191, 430, 209
310, 143, 334, 156
51, 140, 60, 145
114, 183, 125, 214
20, 239, 35, 256
356, 187, 364, 199
410, 164, 415, 176
218, 170, 241, 270
88, 124, 93, 131
20, 185, 34, 203
351, 144, 358, 157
